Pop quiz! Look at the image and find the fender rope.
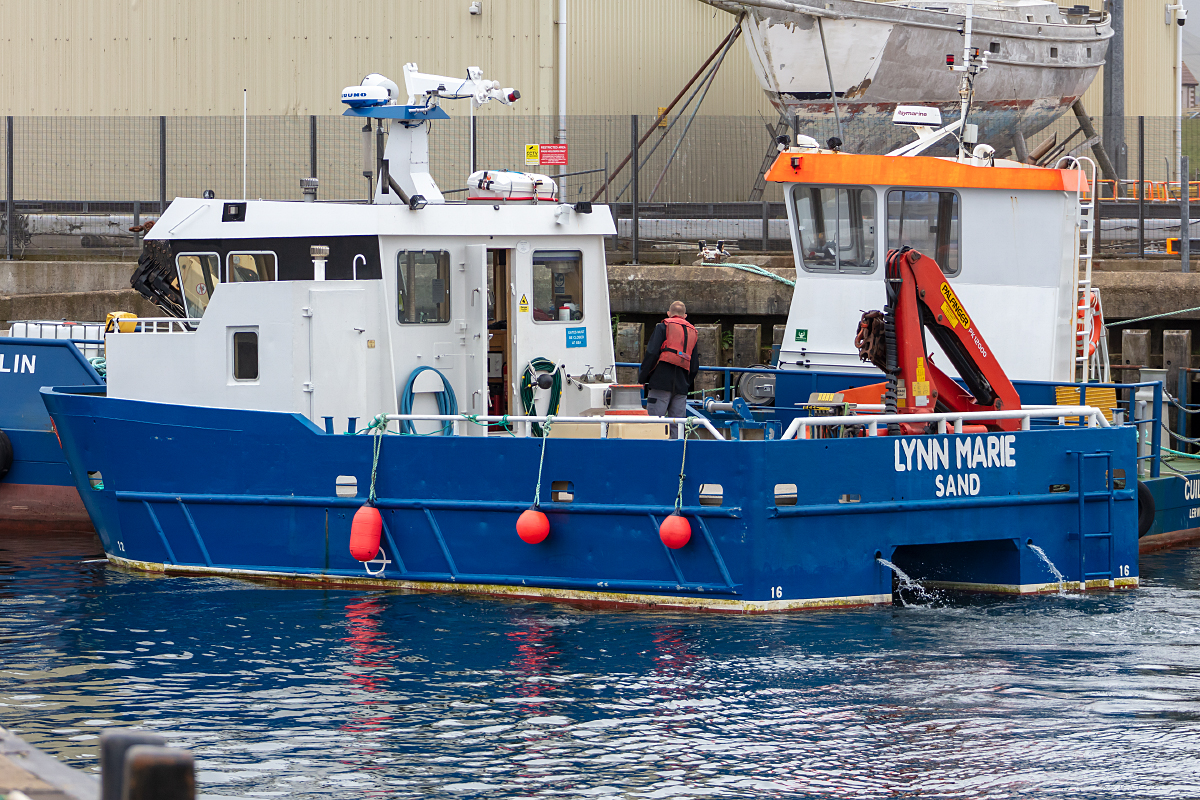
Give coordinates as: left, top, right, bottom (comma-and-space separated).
367, 413, 388, 504
705, 261, 796, 287
533, 415, 555, 508
1106, 305, 1200, 328
674, 418, 697, 513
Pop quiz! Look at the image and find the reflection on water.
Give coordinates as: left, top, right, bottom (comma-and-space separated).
2, 532, 1200, 798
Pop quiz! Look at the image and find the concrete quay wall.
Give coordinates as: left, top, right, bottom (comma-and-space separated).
0, 260, 154, 329
2, 257, 1199, 353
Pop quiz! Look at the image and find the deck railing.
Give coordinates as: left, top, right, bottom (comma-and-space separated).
780, 406, 1110, 440
380, 406, 1115, 442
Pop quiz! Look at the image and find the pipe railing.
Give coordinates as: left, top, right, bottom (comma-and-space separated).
104, 318, 200, 333
381, 412, 727, 441
780, 405, 1111, 440
379, 407, 1115, 442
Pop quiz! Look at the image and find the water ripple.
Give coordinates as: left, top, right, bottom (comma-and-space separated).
2, 535, 1200, 797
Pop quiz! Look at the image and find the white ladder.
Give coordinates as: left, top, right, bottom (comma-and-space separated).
1061, 156, 1107, 383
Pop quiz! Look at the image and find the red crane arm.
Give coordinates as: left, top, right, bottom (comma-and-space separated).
886, 248, 1021, 432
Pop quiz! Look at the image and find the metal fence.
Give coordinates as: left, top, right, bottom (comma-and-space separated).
3, 113, 1200, 257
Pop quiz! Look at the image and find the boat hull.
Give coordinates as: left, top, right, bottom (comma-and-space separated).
44, 388, 1140, 611
0, 338, 103, 533
720, 0, 1111, 153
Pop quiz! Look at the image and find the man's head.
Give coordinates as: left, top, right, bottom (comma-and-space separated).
668, 301, 687, 319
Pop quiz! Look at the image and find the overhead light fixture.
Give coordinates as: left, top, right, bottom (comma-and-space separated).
409, 195, 427, 210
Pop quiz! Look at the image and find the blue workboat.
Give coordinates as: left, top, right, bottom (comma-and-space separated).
40, 68, 1145, 608
0, 327, 103, 532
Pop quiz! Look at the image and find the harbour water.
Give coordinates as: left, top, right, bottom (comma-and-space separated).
2, 533, 1200, 799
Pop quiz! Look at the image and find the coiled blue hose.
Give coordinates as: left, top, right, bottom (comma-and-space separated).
398, 366, 458, 435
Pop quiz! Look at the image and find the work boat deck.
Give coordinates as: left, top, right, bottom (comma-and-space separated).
40, 65, 1141, 611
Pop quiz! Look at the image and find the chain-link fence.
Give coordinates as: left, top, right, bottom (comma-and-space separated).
2, 113, 1200, 257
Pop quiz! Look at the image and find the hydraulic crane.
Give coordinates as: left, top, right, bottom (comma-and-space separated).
850, 247, 1022, 434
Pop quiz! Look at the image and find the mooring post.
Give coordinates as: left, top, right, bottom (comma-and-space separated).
5, 116, 13, 261
122, 745, 195, 800
630, 114, 639, 265
158, 115, 167, 214
1164, 329, 1192, 435
1138, 115, 1145, 259
100, 730, 167, 800
1181, 154, 1190, 273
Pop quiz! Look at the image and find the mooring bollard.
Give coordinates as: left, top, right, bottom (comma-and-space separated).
100, 730, 167, 800
122, 745, 195, 800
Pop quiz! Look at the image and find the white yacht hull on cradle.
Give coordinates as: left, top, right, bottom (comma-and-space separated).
703, 0, 1112, 155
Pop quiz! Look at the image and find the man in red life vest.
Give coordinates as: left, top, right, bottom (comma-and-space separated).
639, 301, 700, 436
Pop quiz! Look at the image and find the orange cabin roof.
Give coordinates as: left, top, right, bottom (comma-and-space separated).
765, 151, 1088, 193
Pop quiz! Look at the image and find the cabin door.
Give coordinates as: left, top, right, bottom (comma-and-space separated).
486, 248, 513, 418
460, 245, 489, 435
308, 285, 368, 429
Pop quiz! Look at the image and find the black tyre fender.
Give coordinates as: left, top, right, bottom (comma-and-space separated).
0, 429, 12, 482
1137, 480, 1155, 538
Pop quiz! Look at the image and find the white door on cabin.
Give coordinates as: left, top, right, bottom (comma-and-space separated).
460, 244, 488, 429
308, 285, 368, 431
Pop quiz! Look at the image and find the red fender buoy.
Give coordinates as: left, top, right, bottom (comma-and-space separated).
350, 504, 383, 562
659, 513, 691, 549
517, 508, 550, 544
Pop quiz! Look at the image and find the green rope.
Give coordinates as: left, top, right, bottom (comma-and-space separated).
705, 261, 796, 287
462, 413, 515, 436
1106, 305, 1200, 328
1163, 445, 1200, 460
673, 419, 697, 513
532, 415, 555, 508
366, 413, 388, 505
520, 358, 563, 437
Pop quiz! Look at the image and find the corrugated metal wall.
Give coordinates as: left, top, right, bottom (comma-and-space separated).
1079, 0, 1178, 118
0, 0, 773, 117
0, 1, 1176, 120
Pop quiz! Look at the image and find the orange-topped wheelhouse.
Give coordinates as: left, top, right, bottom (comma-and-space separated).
766, 145, 1102, 384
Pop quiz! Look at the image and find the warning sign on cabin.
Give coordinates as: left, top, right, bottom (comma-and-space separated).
519, 294, 529, 313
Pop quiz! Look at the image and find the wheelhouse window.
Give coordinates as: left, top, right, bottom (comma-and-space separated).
532, 250, 584, 321
792, 187, 876, 273
177, 253, 220, 317
887, 190, 961, 275
228, 252, 277, 282
397, 250, 450, 324
232, 330, 259, 381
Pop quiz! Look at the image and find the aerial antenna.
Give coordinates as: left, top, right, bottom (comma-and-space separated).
947, 0, 989, 161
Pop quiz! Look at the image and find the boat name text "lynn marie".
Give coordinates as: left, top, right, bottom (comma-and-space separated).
894, 434, 1016, 497
0, 354, 36, 374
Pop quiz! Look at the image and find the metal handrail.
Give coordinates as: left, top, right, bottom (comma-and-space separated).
106, 318, 200, 333
382, 412, 727, 441
780, 405, 1110, 440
